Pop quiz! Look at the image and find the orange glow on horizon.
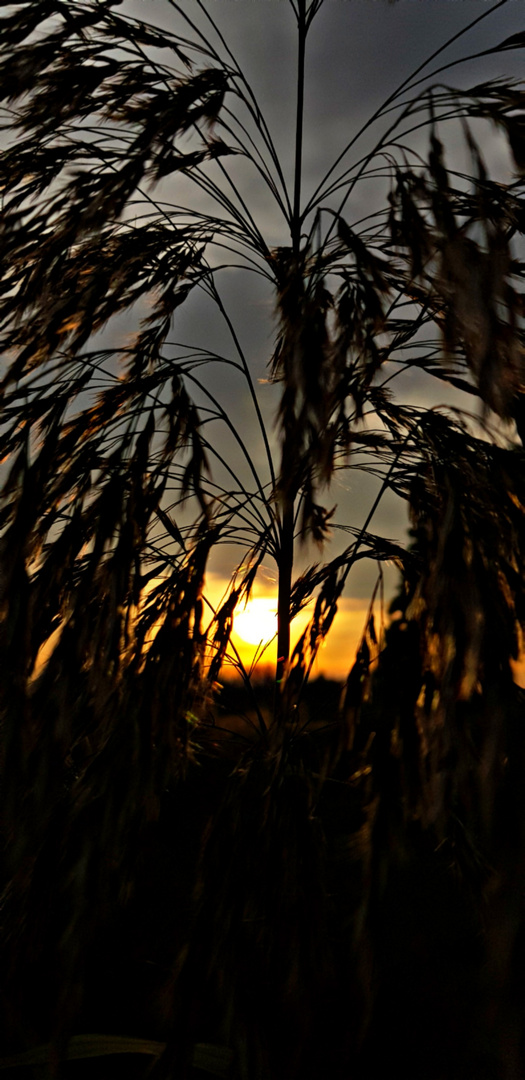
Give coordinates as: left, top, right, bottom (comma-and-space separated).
31, 570, 525, 690
203, 573, 372, 681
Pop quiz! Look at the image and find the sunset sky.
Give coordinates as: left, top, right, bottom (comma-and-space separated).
204, 571, 378, 680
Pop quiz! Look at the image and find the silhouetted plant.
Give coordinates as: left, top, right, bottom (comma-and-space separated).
1, 1, 525, 1077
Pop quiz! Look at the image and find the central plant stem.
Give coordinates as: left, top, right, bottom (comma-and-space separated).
276, 499, 295, 686
275, 0, 307, 692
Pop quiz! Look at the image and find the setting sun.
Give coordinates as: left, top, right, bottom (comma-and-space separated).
233, 597, 277, 646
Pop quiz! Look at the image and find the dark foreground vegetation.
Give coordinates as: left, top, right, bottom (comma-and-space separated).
2, 658, 525, 1080
1, 1, 525, 1077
